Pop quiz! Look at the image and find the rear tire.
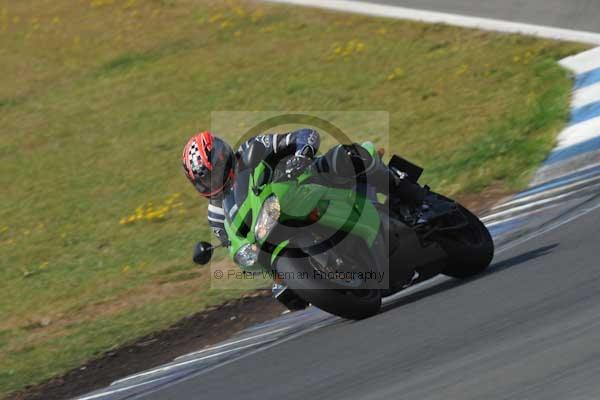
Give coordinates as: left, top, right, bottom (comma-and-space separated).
435, 204, 494, 279
274, 251, 382, 320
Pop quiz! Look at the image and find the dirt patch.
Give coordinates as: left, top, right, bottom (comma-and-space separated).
8, 291, 286, 400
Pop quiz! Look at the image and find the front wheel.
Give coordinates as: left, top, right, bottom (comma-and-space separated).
433, 203, 494, 279
274, 250, 382, 320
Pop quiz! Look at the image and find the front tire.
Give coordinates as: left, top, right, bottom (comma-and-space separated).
274, 251, 382, 320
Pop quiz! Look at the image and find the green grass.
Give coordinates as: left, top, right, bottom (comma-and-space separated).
0, 0, 587, 396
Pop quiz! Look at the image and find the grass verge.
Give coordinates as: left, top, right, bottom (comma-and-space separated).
0, 0, 588, 396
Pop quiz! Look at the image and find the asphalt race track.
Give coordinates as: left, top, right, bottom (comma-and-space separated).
361, 0, 600, 32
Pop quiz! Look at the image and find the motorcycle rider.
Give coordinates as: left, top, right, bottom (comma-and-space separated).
181, 129, 427, 310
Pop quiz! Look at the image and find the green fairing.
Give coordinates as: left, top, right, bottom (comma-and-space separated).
224, 142, 382, 272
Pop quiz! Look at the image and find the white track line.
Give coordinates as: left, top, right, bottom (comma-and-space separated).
111, 326, 292, 386
495, 200, 600, 255
137, 319, 337, 398
484, 175, 600, 225
76, 375, 173, 400
482, 191, 579, 223
109, 339, 275, 387
173, 325, 292, 361
485, 202, 563, 229
81, 319, 339, 400
492, 174, 600, 211
266, 0, 600, 44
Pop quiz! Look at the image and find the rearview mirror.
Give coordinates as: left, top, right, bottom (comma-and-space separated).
243, 140, 267, 170
193, 241, 214, 265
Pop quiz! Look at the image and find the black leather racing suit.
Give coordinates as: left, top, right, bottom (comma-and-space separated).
206, 128, 320, 245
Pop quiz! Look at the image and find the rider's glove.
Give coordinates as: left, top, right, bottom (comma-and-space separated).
284, 155, 312, 179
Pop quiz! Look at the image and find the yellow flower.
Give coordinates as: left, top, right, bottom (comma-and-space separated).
233, 7, 246, 17
455, 64, 468, 76
209, 13, 223, 23
251, 10, 265, 23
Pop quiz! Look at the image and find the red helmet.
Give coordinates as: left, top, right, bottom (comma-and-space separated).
182, 131, 235, 198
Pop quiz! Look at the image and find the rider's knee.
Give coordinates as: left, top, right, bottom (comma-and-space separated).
323, 144, 376, 178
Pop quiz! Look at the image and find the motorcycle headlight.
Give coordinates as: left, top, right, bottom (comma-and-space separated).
255, 195, 280, 241
235, 244, 259, 268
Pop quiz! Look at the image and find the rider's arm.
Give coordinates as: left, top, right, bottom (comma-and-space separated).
207, 199, 229, 245
237, 128, 320, 160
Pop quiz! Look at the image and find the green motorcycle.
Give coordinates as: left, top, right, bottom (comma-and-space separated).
195, 141, 494, 320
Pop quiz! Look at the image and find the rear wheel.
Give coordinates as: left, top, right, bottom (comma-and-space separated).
433, 203, 494, 278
